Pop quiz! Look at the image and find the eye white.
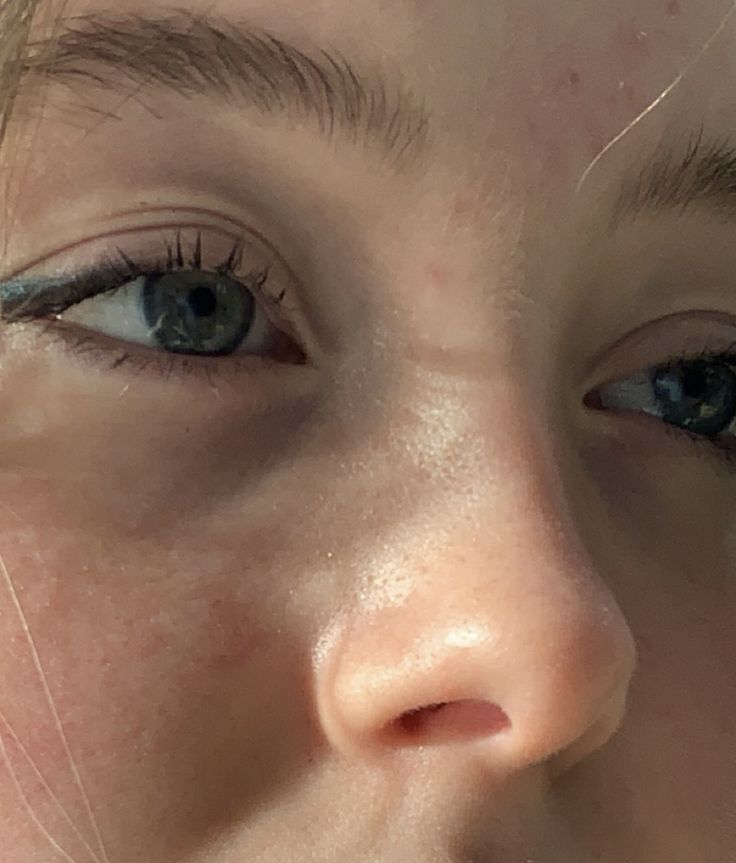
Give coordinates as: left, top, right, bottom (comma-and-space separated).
59, 275, 277, 354
596, 371, 662, 416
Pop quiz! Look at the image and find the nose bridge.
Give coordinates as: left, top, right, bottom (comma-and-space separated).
365, 370, 600, 609
313, 383, 638, 778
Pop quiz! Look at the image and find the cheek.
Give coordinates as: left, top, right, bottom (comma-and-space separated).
0, 522, 279, 802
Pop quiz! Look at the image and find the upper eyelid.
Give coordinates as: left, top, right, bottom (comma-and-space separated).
0, 232, 277, 323
0, 220, 327, 366
0, 217, 268, 279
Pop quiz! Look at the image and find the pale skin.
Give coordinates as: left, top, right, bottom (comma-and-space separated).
0, 0, 735, 860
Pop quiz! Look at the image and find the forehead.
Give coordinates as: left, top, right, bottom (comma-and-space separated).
35, 0, 736, 180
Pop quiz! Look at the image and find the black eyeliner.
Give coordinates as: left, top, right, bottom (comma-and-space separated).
0, 264, 134, 322
0, 234, 274, 324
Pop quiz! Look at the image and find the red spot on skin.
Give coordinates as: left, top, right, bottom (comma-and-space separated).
425, 263, 449, 289
666, 0, 681, 16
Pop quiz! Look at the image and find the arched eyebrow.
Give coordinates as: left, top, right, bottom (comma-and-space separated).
611, 126, 736, 228
13, 9, 431, 171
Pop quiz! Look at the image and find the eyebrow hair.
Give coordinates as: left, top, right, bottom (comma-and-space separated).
611, 126, 736, 227
14, 9, 431, 170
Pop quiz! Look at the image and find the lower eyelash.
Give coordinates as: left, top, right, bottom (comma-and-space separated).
36, 319, 289, 385
652, 345, 736, 469
659, 420, 736, 469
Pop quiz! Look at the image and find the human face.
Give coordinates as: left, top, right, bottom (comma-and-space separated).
0, 0, 734, 860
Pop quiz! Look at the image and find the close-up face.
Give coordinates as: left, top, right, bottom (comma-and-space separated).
0, 0, 735, 860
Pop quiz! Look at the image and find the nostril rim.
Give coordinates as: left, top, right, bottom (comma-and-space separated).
392, 699, 511, 742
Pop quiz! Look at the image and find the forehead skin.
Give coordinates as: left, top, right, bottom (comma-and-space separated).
11, 0, 736, 317
1, 1, 736, 863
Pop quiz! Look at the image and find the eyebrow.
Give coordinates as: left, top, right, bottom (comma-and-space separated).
14, 10, 431, 170
611, 126, 736, 227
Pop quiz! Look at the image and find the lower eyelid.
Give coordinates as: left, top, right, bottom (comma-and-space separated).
52, 265, 307, 362
34, 318, 309, 384
586, 397, 736, 471
659, 421, 736, 469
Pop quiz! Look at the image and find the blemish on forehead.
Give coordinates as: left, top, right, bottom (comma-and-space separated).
496, 1, 726, 211
545, 64, 585, 101
425, 263, 449, 290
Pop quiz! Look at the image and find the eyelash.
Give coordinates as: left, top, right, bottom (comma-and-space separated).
1, 230, 303, 378
595, 340, 736, 470
6, 236, 736, 471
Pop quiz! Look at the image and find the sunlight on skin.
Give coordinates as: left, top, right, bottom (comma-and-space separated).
0, 0, 735, 860
0, 551, 110, 863
0, 709, 94, 863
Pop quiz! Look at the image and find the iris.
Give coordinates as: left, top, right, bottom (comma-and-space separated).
141, 271, 255, 355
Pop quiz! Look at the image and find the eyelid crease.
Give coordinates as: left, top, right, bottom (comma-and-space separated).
0, 214, 280, 280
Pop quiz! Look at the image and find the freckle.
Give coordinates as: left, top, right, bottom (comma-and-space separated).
666, 0, 681, 16
567, 68, 581, 88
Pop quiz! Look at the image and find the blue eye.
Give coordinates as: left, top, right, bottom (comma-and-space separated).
585, 347, 736, 466
651, 359, 736, 436
63, 268, 273, 357
141, 270, 256, 356
0, 229, 306, 370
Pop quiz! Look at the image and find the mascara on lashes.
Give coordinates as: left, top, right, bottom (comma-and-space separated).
0, 234, 256, 324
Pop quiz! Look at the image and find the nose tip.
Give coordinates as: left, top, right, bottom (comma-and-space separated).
389, 699, 511, 743
312, 410, 638, 778
315, 592, 637, 778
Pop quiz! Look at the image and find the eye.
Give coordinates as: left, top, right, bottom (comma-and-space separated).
0, 228, 305, 367
584, 349, 736, 463
62, 266, 277, 357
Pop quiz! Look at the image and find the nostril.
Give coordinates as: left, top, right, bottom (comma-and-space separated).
398, 701, 447, 733
389, 699, 511, 744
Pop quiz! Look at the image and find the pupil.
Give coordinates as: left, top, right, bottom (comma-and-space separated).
188, 285, 217, 317
681, 366, 706, 398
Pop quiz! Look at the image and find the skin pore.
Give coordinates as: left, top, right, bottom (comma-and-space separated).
0, 0, 735, 861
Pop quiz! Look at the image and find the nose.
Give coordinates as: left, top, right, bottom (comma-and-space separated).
312, 416, 638, 780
